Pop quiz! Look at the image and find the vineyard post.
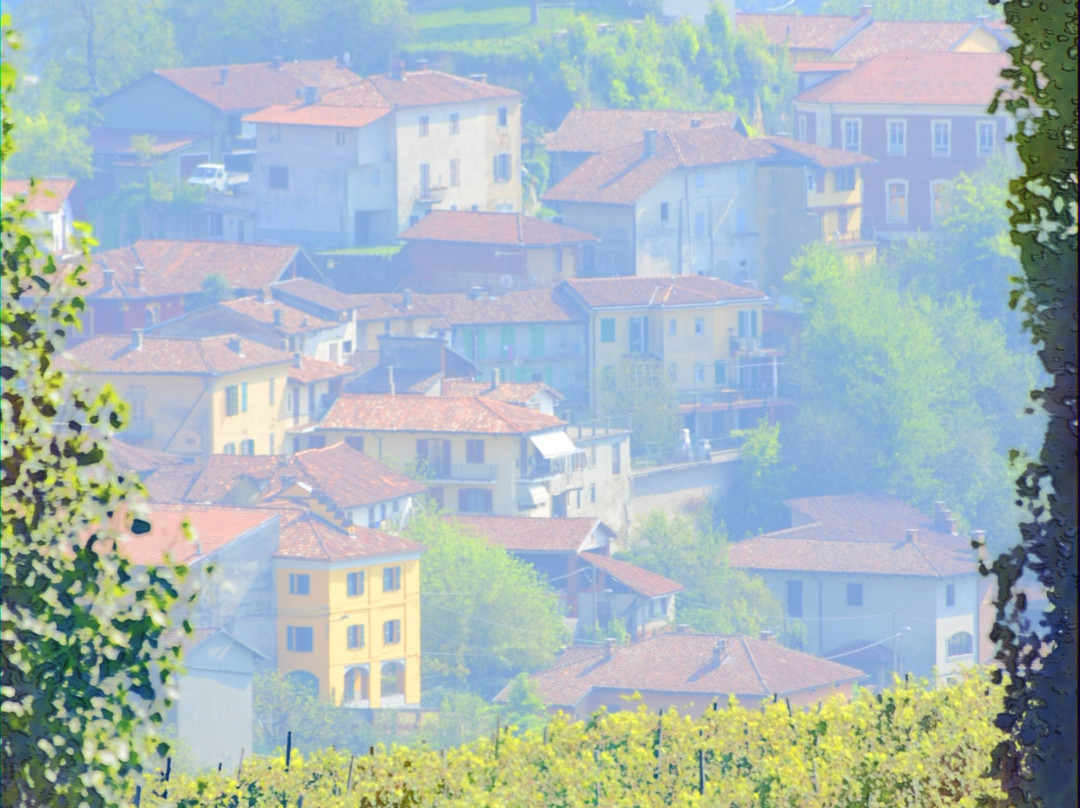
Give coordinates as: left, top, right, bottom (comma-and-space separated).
698, 749, 705, 795
217, 762, 222, 772
237, 748, 245, 779
494, 715, 501, 760
285, 731, 293, 772
161, 757, 171, 800
134, 785, 141, 807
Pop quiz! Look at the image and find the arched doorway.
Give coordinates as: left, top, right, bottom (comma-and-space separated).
343, 665, 370, 707
285, 669, 319, 698
380, 660, 406, 706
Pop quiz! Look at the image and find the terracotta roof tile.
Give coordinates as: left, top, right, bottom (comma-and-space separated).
74, 239, 304, 299
321, 393, 566, 434
450, 515, 606, 552
88, 128, 209, 156
220, 296, 338, 335
342, 70, 520, 108
59, 334, 293, 376
184, 455, 283, 503
735, 12, 870, 52
275, 511, 422, 562
153, 60, 360, 112
139, 464, 206, 503
268, 441, 426, 508
109, 439, 191, 474
286, 355, 354, 384
442, 380, 565, 405
784, 493, 970, 549
424, 289, 583, 325
832, 21, 989, 62
561, 275, 766, 308
796, 51, 1010, 106
111, 504, 280, 565
498, 632, 864, 708
244, 103, 390, 127
765, 136, 875, 168
1, 179, 77, 213
544, 128, 777, 205
581, 552, 684, 597
546, 108, 746, 154
399, 211, 598, 246
271, 277, 367, 312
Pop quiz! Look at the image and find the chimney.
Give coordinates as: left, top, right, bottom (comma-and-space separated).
280, 473, 296, 489
220, 67, 228, 85
604, 638, 616, 658
712, 639, 728, 661
676, 623, 690, 633
643, 128, 658, 158
415, 58, 429, 71
690, 118, 701, 128
490, 367, 501, 392
103, 267, 115, 292
970, 529, 987, 550
932, 501, 948, 530
858, 4, 872, 17
131, 328, 144, 350
390, 59, 406, 81
388, 365, 396, 396
133, 264, 145, 291
468, 285, 485, 300
293, 352, 303, 369
905, 528, 918, 544
193, 540, 203, 555
402, 288, 413, 309
758, 630, 775, 643
946, 515, 957, 536
273, 308, 284, 326
302, 86, 320, 105
271, 56, 283, 70
228, 337, 242, 353
468, 73, 487, 83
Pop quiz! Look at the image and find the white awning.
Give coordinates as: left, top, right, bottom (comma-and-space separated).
518, 484, 550, 509
529, 431, 578, 459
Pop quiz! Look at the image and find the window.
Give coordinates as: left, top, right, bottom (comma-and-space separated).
932, 121, 951, 157
714, 359, 727, 385
835, 168, 856, 192
611, 444, 621, 475
419, 115, 429, 137
494, 152, 512, 183
466, 439, 485, 464
346, 435, 365, 453
887, 119, 906, 155
842, 118, 861, 153
530, 325, 544, 357
668, 318, 677, 336
735, 209, 748, 234
660, 202, 669, 223
450, 158, 460, 188
225, 385, 240, 416
335, 129, 347, 146
977, 121, 995, 156
694, 172, 705, 190
806, 172, 817, 193
947, 631, 974, 658
383, 566, 402, 592
694, 211, 706, 238
223, 442, 236, 455
286, 626, 313, 652
497, 106, 508, 127
738, 309, 758, 338
946, 583, 956, 608
600, 318, 615, 343
797, 115, 807, 142
450, 112, 460, 134
289, 573, 310, 595
458, 488, 493, 513
383, 620, 402, 645
347, 571, 365, 597
886, 180, 908, 224
268, 434, 275, 455
629, 316, 649, 355
241, 382, 248, 412
694, 317, 705, 336
590, 483, 596, 503
786, 580, 803, 618
343, 340, 353, 355
420, 163, 431, 198
931, 180, 951, 224
268, 166, 289, 190
240, 439, 255, 455
846, 583, 863, 606
693, 362, 705, 383
347, 624, 364, 649
268, 379, 275, 406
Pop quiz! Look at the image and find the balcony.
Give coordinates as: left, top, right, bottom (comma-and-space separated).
424, 462, 499, 483
418, 185, 448, 204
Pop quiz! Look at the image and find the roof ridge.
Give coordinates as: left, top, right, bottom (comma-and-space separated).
741, 636, 769, 694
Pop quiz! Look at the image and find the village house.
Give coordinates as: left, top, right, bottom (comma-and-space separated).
273, 511, 423, 708
1, 178, 78, 255
441, 379, 564, 416
793, 51, 1012, 235
728, 493, 987, 689
396, 210, 599, 293
451, 515, 680, 641
243, 64, 522, 247
496, 629, 865, 719
69, 239, 320, 344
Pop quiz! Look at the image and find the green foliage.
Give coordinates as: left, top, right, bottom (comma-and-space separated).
980, 0, 1079, 805
500, 673, 548, 734
623, 506, 782, 638
143, 671, 1009, 807
1, 22, 189, 805
401, 507, 568, 689
719, 417, 789, 539
821, 0, 1004, 20
596, 358, 681, 457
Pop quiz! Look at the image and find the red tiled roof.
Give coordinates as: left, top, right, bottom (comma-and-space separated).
425, 289, 583, 326
735, 12, 870, 52
497, 632, 865, 708
244, 104, 389, 127
88, 128, 209, 156
1, 179, 76, 213
765, 136, 875, 168
832, 21, 990, 62
269, 441, 426, 508
346, 291, 447, 322
339, 70, 520, 108
321, 394, 566, 434
271, 277, 366, 312
793, 61, 857, 74
59, 334, 293, 375
275, 511, 422, 562
399, 211, 598, 246
442, 380, 566, 405
544, 127, 777, 205
796, 51, 1011, 106
221, 296, 337, 334
112, 504, 279, 565
109, 439, 191, 473
561, 275, 766, 308
153, 60, 359, 112
76, 239, 303, 299
287, 355, 354, 384
140, 464, 206, 503
784, 493, 970, 549
580, 552, 683, 597
183, 455, 283, 503
546, 108, 745, 154
450, 515, 605, 552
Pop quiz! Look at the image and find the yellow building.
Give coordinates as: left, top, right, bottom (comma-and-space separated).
274, 511, 423, 707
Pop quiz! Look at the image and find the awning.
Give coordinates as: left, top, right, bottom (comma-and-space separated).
529, 431, 578, 459
518, 484, 550, 509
